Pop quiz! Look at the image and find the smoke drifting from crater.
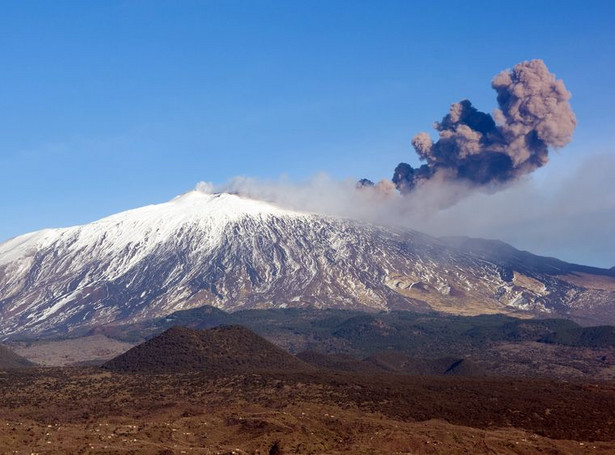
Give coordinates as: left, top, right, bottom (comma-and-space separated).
393, 60, 576, 196
202, 61, 607, 266
216, 61, 578, 223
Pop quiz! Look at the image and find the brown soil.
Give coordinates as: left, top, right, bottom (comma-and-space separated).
1, 367, 614, 454
474, 341, 615, 380
559, 273, 615, 291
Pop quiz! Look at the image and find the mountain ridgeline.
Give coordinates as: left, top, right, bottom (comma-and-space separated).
1, 190, 614, 339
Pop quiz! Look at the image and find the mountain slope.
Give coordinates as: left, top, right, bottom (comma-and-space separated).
441, 236, 615, 278
0, 344, 34, 369
1, 190, 614, 338
0, 191, 429, 337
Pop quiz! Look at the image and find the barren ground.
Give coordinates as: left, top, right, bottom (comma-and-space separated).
1, 367, 614, 454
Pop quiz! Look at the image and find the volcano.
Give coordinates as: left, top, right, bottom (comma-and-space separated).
1, 190, 614, 338
103, 325, 311, 373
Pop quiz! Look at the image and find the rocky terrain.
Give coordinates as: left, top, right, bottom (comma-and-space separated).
2, 189, 614, 453
5, 308, 615, 381
65, 307, 613, 381
1, 341, 614, 454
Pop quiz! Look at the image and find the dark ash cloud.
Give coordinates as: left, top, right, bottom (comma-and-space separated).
392, 60, 577, 195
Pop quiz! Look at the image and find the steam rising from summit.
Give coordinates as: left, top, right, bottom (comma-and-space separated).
392, 60, 576, 194
211, 59, 583, 240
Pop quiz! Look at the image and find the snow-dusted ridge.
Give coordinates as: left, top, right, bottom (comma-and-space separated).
0, 191, 309, 266
1, 190, 614, 338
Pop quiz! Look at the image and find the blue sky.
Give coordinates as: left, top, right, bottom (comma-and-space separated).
1, 1, 614, 266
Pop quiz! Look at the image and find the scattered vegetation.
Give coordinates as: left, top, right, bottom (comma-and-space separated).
86, 307, 615, 380
1, 366, 615, 453
103, 325, 312, 374
1, 321, 615, 453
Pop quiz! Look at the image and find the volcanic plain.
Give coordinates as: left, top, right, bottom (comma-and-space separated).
1, 322, 615, 454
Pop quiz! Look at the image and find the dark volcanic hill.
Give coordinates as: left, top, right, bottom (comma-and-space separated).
296, 351, 382, 373
363, 351, 487, 377
539, 325, 615, 348
296, 350, 486, 376
103, 325, 312, 373
1, 190, 615, 338
0, 344, 34, 369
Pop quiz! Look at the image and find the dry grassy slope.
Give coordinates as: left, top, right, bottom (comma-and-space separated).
559, 272, 615, 291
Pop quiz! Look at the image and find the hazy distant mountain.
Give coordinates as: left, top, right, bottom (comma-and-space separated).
1, 190, 614, 338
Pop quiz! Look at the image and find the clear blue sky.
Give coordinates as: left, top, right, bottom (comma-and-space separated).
1, 1, 614, 266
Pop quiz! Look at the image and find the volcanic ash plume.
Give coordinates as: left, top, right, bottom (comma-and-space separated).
393, 59, 577, 194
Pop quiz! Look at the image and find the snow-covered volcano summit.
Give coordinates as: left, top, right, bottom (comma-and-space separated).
1, 190, 614, 338
0, 191, 304, 268
0, 191, 317, 334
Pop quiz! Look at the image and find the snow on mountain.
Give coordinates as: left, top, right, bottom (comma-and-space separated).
0, 191, 300, 268
1, 190, 614, 338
